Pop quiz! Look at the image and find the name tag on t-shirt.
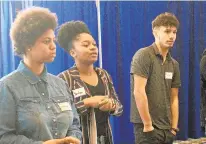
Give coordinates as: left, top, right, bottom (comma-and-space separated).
165, 72, 173, 79
58, 102, 71, 111
72, 87, 86, 98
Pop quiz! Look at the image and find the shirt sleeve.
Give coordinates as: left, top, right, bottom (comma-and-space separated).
130, 49, 151, 79
104, 70, 123, 116
0, 81, 43, 144
171, 60, 181, 88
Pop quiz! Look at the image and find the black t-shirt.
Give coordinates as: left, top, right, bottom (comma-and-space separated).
84, 74, 109, 136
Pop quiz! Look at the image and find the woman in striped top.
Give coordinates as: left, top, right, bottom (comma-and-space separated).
57, 21, 123, 144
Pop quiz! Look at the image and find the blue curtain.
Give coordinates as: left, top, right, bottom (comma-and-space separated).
0, 1, 14, 77
1, 1, 206, 144
0, 0, 33, 77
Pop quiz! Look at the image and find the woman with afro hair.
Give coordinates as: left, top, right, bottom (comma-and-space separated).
57, 20, 123, 144
0, 7, 81, 144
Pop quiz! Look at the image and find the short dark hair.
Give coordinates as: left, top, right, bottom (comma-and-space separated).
10, 7, 58, 56
152, 12, 179, 30
57, 20, 90, 52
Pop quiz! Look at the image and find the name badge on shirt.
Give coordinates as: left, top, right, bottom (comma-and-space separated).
72, 87, 86, 98
165, 72, 173, 79
58, 102, 71, 111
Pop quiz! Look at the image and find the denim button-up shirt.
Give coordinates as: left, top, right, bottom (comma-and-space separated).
0, 61, 82, 144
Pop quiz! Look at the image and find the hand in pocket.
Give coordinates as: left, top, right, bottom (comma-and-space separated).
143, 128, 157, 140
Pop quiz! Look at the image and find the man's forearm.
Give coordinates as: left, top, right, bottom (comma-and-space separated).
134, 91, 152, 126
171, 96, 179, 128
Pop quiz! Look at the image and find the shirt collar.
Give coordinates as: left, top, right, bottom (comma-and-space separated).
17, 60, 48, 84
152, 43, 172, 61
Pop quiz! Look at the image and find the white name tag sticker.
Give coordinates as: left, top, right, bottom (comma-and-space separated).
165, 72, 173, 79
72, 87, 86, 98
58, 102, 71, 111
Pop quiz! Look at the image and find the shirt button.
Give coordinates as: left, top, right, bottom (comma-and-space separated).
55, 133, 58, 136
47, 106, 50, 109
53, 119, 56, 122
42, 93, 45, 96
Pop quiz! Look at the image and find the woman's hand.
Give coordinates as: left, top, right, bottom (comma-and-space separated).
99, 97, 115, 111
43, 136, 80, 144
63, 136, 81, 144
83, 96, 105, 108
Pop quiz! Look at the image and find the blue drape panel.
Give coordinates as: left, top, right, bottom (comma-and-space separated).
0, 1, 34, 73
0, 1, 14, 77
1, 1, 206, 144
100, 2, 128, 143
